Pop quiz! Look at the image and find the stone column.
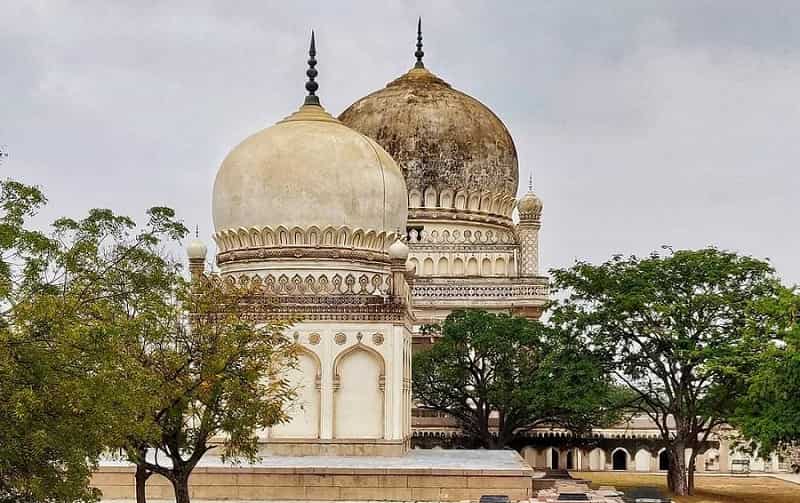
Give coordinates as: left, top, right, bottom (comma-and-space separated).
696, 453, 707, 472
188, 257, 205, 279
319, 333, 333, 440
580, 449, 590, 470
516, 189, 543, 277
517, 221, 541, 276
719, 437, 731, 472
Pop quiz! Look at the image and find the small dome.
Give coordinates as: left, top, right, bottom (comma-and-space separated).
388, 237, 410, 261
339, 67, 519, 203
518, 190, 543, 221
186, 238, 207, 260
212, 104, 408, 253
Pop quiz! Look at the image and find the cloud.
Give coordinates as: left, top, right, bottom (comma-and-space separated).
1, 0, 798, 284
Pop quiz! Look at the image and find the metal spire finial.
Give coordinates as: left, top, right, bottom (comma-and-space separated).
528, 173, 533, 192
414, 17, 425, 68
195, 224, 199, 238
304, 30, 320, 106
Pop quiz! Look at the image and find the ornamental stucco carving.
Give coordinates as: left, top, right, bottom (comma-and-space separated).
406, 227, 516, 245
406, 187, 517, 220
214, 225, 397, 254
202, 272, 393, 296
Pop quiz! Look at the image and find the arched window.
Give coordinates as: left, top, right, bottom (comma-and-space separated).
612, 449, 628, 470
659, 450, 669, 471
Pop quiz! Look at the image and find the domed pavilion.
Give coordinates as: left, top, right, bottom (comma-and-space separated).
339, 20, 548, 327
209, 33, 414, 457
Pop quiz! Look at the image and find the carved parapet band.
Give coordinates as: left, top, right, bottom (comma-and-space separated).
214, 225, 396, 255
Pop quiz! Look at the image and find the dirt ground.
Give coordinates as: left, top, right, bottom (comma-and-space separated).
572, 471, 800, 503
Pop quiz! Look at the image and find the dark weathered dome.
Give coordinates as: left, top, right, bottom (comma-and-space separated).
338, 67, 519, 215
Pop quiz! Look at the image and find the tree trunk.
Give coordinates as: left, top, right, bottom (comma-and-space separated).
171, 473, 191, 503
687, 451, 698, 496
668, 444, 689, 496
134, 464, 151, 503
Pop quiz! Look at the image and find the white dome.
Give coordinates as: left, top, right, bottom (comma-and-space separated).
388, 237, 410, 261
518, 190, 543, 221
212, 104, 408, 259
186, 238, 207, 260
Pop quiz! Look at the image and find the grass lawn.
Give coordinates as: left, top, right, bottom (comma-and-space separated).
571, 471, 800, 503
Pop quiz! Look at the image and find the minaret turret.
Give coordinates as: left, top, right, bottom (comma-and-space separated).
186, 225, 207, 279
517, 174, 543, 276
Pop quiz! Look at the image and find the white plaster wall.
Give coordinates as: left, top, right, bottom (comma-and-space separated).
254, 321, 412, 444
334, 349, 383, 438
521, 447, 537, 468
635, 449, 651, 471
270, 352, 320, 438
589, 448, 605, 471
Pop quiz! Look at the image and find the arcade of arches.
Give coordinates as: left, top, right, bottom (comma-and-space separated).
411, 419, 789, 474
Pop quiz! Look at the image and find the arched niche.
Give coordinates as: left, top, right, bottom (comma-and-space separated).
466, 257, 479, 276
422, 258, 434, 276
454, 191, 467, 210
589, 447, 605, 470
566, 450, 575, 470
270, 345, 321, 439
635, 448, 651, 471
437, 257, 449, 275
481, 257, 493, 276
612, 448, 630, 470
440, 189, 454, 209
495, 257, 506, 276
332, 344, 385, 439
452, 258, 465, 276
658, 449, 669, 471
423, 187, 438, 208
408, 190, 422, 208
550, 448, 560, 469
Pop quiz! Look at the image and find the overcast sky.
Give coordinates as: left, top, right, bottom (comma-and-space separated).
2, 1, 799, 284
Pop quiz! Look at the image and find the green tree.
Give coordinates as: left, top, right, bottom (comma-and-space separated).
0, 179, 187, 502
412, 309, 621, 449
551, 248, 784, 496
119, 279, 297, 503
733, 288, 800, 468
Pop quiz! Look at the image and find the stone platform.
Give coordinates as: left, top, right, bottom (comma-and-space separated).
94, 450, 533, 501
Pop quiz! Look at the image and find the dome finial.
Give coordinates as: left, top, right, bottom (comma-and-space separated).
195, 224, 199, 238
414, 17, 425, 69
304, 30, 320, 106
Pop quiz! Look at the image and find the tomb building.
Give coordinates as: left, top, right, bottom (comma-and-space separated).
339, 19, 548, 332
210, 32, 413, 457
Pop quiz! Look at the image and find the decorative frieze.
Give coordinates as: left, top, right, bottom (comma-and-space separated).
406, 227, 516, 245
202, 272, 393, 296
214, 225, 396, 256
407, 187, 517, 220
409, 277, 549, 303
